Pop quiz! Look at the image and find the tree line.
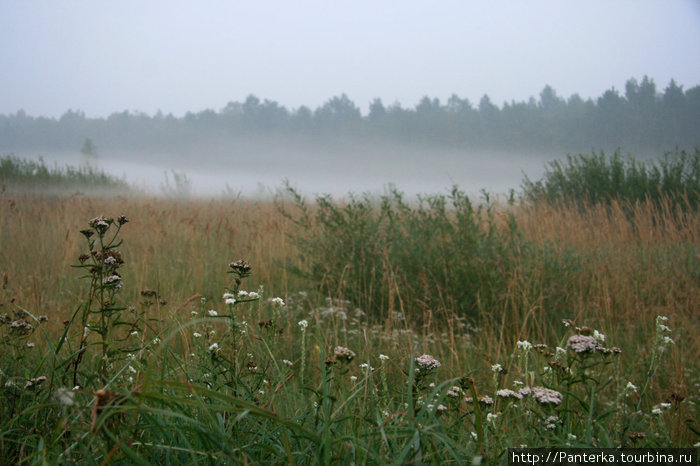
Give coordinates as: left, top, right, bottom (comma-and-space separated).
1, 76, 698, 157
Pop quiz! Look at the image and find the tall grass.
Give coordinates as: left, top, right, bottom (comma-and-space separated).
0, 154, 130, 195
0, 175, 698, 462
522, 147, 700, 210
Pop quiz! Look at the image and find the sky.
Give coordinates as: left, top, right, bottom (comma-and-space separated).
1, 0, 699, 118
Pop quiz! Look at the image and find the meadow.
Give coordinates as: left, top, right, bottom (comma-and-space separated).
0, 150, 698, 464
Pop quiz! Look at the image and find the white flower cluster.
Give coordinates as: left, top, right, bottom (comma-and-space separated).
415, 354, 441, 372
531, 386, 564, 405
223, 292, 236, 305
566, 334, 599, 353
496, 388, 523, 400
655, 315, 675, 351
516, 340, 532, 352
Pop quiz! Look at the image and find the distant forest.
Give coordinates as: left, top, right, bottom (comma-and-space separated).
1, 76, 698, 157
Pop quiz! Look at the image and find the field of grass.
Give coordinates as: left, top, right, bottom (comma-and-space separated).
0, 153, 699, 464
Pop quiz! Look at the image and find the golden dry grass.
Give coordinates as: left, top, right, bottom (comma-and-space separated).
1, 192, 697, 371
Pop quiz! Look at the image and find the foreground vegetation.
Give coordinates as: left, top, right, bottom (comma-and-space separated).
0, 152, 698, 464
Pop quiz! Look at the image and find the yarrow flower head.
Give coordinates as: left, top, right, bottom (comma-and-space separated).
593, 329, 606, 343
516, 340, 532, 352
497, 388, 523, 400
491, 363, 503, 373
271, 297, 285, 307
298, 319, 309, 330
228, 259, 251, 278
379, 354, 390, 361
415, 354, 441, 372
532, 386, 564, 405
208, 342, 220, 353
566, 334, 599, 353
208, 310, 218, 317
334, 346, 356, 362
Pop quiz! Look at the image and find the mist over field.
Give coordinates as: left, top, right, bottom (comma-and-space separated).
5, 145, 553, 198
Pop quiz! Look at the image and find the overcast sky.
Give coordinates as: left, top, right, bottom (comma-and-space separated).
1, 0, 699, 118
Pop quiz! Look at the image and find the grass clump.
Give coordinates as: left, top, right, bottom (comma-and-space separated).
522, 147, 700, 210
281, 185, 521, 323
0, 154, 129, 195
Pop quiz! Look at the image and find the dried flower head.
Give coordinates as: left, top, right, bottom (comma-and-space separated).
334, 346, 356, 362
228, 259, 252, 277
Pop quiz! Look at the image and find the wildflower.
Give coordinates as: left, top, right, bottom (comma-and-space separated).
415, 354, 441, 372
152, 337, 160, 345
486, 412, 499, 423
229, 259, 251, 277
625, 382, 638, 394
446, 386, 463, 398
248, 291, 260, 299
334, 346, 356, 362
102, 274, 122, 287
568, 433, 577, 440
246, 360, 258, 373
298, 319, 309, 330
497, 389, 523, 400
652, 407, 663, 415
436, 404, 448, 413
544, 416, 560, 430
208, 342, 220, 353
662, 336, 675, 345
532, 386, 563, 405
379, 354, 390, 361
350, 375, 358, 382
282, 359, 293, 366
190, 310, 198, 316
566, 334, 599, 353
271, 297, 285, 307
491, 363, 503, 373
89, 216, 112, 231
518, 387, 532, 397
26, 342, 35, 349
470, 432, 478, 440
223, 292, 235, 300
37, 315, 49, 322
208, 310, 218, 317
192, 332, 202, 338
517, 340, 532, 352
24, 376, 48, 390
593, 330, 606, 343
130, 330, 138, 336
479, 395, 494, 406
